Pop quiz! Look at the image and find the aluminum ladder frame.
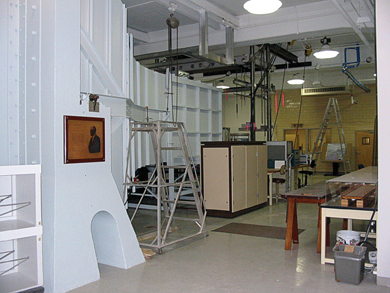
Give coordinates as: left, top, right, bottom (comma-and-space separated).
311, 98, 351, 174
125, 120, 207, 254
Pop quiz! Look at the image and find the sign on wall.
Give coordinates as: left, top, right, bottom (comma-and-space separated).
64, 116, 105, 163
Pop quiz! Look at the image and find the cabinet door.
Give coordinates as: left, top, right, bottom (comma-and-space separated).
257, 145, 268, 204
231, 146, 246, 212
203, 148, 230, 211
246, 146, 258, 207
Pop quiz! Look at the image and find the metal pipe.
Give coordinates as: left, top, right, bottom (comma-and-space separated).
226, 26, 234, 65
250, 46, 256, 141
266, 45, 272, 141
199, 8, 209, 57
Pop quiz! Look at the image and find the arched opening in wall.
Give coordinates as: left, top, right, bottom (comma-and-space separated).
91, 211, 126, 269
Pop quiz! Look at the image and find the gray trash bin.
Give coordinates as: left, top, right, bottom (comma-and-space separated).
333, 244, 367, 285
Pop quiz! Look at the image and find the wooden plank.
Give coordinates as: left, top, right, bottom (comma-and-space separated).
341, 184, 375, 200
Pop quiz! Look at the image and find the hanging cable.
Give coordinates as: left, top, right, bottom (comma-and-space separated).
293, 54, 307, 149
272, 44, 289, 138
166, 7, 180, 122
175, 26, 179, 123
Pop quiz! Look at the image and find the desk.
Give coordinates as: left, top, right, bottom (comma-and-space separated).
281, 181, 332, 252
320, 198, 377, 264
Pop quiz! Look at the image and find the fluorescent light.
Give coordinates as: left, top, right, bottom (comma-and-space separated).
244, 0, 282, 15
287, 78, 305, 85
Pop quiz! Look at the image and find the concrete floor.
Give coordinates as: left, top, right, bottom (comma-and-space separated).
68, 174, 387, 293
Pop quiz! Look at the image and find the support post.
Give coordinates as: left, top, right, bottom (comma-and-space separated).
266, 45, 272, 141
199, 8, 208, 57
250, 46, 256, 141
225, 27, 234, 65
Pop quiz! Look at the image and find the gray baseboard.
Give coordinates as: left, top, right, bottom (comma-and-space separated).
377, 276, 390, 288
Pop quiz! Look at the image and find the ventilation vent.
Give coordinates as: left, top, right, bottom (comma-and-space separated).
301, 86, 351, 96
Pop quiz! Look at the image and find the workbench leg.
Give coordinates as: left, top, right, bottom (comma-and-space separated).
268, 173, 273, 206
292, 202, 299, 244
285, 199, 294, 250
321, 211, 327, 264
326, 218, 330, 247
285, 199, 296, 250
342, 219, 348, 230
317, 207, 322, 253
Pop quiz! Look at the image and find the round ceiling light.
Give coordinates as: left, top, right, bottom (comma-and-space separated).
243, 0, 282, 15
313, 37, 339, 59
287, 78, 305, 85
287, 74, 305, 85
313, 44, 339, 59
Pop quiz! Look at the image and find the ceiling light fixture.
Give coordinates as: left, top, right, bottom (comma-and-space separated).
216, 80, 230, 89
216, 85, 230, 89
287, 74, 305, 85
313, 37, 339, 59
243, 0, 282, 15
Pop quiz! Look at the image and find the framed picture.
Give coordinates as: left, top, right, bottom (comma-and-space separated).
64, 116, 105, 163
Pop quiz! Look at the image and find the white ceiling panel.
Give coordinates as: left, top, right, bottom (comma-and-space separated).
127, 1, 197, 33
207, 0, 327, 16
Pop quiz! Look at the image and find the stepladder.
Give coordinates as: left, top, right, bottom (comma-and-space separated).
124, 120, 207, 254
311, 98, 351, 174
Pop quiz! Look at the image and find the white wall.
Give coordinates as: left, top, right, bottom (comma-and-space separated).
376, 0, 390, 287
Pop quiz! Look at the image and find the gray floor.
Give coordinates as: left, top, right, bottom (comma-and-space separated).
69, 174, 387, 293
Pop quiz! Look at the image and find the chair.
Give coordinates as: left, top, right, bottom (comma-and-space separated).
299, 160, 316, 187
272, 165, 286, 203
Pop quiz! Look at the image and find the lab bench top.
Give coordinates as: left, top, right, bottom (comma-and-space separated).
280, 180, 331, 201
326, 166, 378, 184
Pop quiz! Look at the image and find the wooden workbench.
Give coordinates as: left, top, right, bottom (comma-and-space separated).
281, 181, 332, 252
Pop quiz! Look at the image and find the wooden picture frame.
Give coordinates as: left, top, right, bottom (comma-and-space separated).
64, 116, 105, 163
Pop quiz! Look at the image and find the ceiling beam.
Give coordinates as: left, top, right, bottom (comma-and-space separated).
268, 44, 298, 63
127, 28, 150, 43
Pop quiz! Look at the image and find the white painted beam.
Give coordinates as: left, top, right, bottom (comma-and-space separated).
81, 28, 125, 97
127, 27, 150, 43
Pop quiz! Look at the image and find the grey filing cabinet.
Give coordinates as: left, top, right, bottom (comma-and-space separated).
201, 141, 267, 217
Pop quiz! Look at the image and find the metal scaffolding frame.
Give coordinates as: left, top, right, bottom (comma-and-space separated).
124, 121, 207, 254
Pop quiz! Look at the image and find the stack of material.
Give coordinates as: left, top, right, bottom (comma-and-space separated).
341, 184, 376, 207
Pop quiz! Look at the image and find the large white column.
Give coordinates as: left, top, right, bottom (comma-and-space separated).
40, 1, 144, 292
376, 0, 390, 288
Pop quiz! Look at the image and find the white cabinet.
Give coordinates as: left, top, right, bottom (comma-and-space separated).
201, 142, 267, 217
0, 165, 42, 293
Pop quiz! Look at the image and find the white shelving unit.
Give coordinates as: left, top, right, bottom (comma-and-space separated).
173, 80, 223, 165
0, 165, 42, 293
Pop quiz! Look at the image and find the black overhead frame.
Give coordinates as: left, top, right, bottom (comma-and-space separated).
135, 43, 309, 142
243, 44, 302, 141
